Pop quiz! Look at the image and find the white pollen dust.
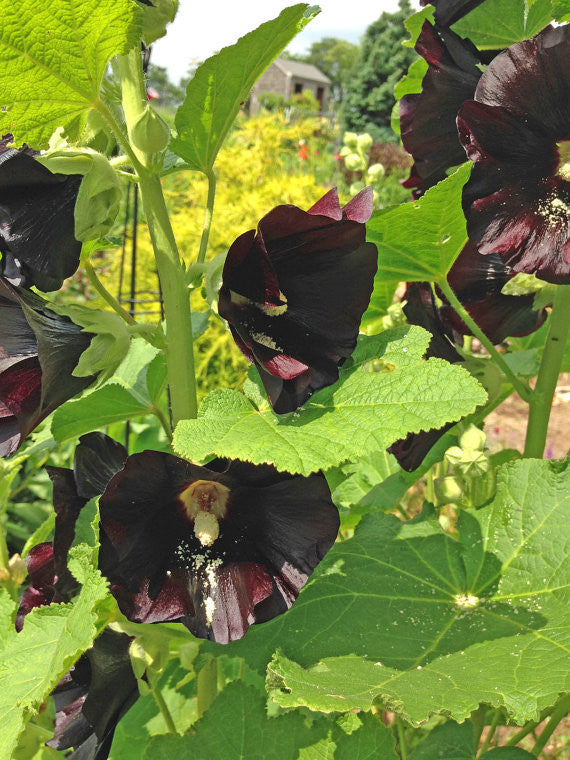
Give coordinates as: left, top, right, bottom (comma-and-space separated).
455, 593, 480, 610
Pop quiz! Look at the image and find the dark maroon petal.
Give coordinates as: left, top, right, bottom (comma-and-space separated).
420, 0, 485, 26
389, 425, 455, 473
99, 451, 339, 643
440, 293, 547, 343
73, 432, 128, 500
48, 630, 138, 760
254, 359, 338, 415
341, 186, 374, 222
400, 22, 482, 193
0, 150, 82, 291
15, 542, 56, 631
458, 26, 570, 284
0, 279, 96, 454
308, 187, 342, 220
221, 230, 282, 305
0, 403, 21, 457
474, 26, 570, 136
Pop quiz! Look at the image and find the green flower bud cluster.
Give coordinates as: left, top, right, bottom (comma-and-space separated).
339, 131, 384, 205
435, 425, 496, 509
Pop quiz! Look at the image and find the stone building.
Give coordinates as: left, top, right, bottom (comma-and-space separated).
249, 58, 331, 114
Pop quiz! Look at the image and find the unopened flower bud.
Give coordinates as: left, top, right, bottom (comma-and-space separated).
435, 476, 464, 504
130, 105, 171, 155
345, 153, 365, 172
459, 424, 486, 452
357, 133, 373, 152
9, 554, 27, 585
343, 132, 358, 149
367, 162, 385, 180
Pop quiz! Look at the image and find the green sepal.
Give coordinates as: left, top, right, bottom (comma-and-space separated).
38, 149, 122, 241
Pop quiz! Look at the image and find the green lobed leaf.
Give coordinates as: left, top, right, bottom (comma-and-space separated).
0, 550, 109, 760
173, 326, 486, 476
0, 0, 142, 148
51, 338, 165, 442
170, 4, 319, 172
451, 0, 553, 49
394, 58, 429, 101
367, 164, 471, 284
219, 458, 569, 726
143, 681, 327, 760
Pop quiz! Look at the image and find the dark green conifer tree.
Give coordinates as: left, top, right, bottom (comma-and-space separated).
340, 0, 417, 142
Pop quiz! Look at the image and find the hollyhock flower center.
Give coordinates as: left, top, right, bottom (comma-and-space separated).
229, 289, 288, 317
179, 480, 230, 547
557, 141, 570, 182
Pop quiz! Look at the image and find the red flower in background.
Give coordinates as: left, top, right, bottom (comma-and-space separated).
218, 188, 377, 413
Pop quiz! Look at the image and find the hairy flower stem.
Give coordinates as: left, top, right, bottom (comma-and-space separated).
531, 693, 570, 756
438, 279, 532, 402
478, 708, 502, 754
84, 262, 137, 325
151, 684, 177, 734
524, 285, 570, 458
116, 49, 198, 425
197, 169, 217, 265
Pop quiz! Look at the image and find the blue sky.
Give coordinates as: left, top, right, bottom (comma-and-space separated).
152, 0, 421, 83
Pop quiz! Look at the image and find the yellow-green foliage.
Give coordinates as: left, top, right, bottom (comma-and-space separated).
97, 113, 336, 397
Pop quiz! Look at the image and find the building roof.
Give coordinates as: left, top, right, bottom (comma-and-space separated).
273, 58, 331, 85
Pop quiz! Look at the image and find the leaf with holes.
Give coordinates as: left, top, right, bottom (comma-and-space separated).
0, 0, 142, 148
173, 326, 486, 475
211, 458, 570, 726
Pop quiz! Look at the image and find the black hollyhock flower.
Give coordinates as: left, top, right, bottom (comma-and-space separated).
0, 137, 82, 291
420, 0, 486, 26
218, 188, 378, 414
47, 629, 138, 760
400, 21, 483, 195
458, 25, 570, 284
0, 278, 95, 457
15, 542, 56, 632
15, 434, 127, 628
99, 452, 340, 644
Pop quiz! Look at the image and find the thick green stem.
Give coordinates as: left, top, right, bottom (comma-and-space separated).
438, 280, 532, 402
524, 285, 570, 458
531, 694, 570, 757
151, 684, 177, 734
116, 50, 198, 425
139, 174, 198, 423
197, 169, 217, 265
84, 261, 137, 325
